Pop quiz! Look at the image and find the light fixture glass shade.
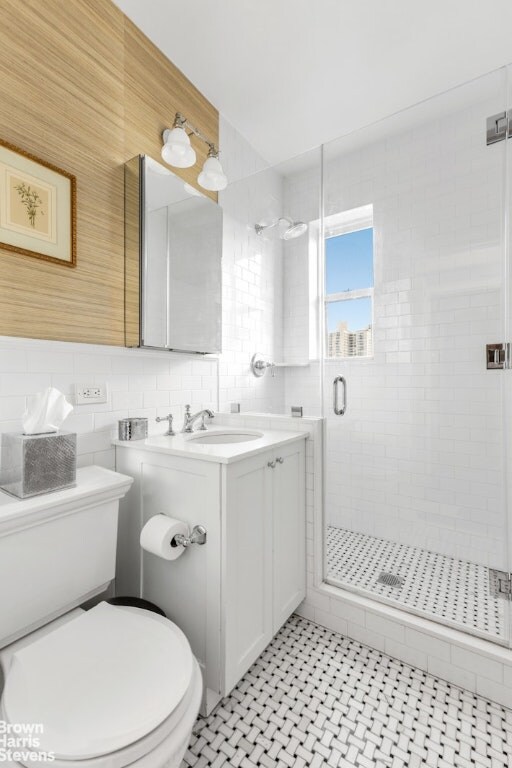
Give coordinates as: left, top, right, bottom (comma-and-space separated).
161, 126, 196, 168
197, 155, 228, 191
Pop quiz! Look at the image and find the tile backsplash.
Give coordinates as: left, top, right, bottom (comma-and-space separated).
0, 336, 217, 471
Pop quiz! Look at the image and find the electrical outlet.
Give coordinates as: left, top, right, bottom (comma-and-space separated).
74, 383, 108, 405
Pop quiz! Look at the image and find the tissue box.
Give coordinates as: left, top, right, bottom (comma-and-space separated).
0, 431, 77, 498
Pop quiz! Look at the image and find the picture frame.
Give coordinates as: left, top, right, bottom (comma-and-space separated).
0, 139, 76, 267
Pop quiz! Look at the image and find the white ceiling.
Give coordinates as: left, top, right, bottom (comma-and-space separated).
114, 0, 512, 165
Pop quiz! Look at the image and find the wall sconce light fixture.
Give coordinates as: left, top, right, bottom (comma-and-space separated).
161, 112, 228, 192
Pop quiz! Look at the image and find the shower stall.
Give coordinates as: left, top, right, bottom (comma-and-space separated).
275, 64, 512, 649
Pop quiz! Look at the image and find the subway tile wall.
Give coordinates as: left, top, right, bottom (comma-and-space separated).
282, 155, 322, 370
283, 73, 509, 569
0, 337, 217, 469
218, 117, 285, 414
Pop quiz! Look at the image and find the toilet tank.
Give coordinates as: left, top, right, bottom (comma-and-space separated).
0, 466, 133, 648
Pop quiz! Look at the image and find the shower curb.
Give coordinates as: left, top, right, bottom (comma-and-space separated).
298, 583, 512, 710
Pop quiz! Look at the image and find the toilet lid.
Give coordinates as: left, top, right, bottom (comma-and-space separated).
2, 602, 194, 760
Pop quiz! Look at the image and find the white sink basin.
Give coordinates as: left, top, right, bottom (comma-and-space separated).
186, 430, 263, 445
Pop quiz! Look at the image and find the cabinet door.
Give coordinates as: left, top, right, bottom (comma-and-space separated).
272, 439, 306, 631
223, 452, 273, 694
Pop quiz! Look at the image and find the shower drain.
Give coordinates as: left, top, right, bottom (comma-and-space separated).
377, 571, 405, 589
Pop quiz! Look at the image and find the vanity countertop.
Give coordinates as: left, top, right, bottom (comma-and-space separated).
113, 427, 307, 464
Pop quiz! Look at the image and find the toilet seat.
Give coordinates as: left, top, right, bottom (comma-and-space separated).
1, 603, 197, 764
1, 659, 203, 768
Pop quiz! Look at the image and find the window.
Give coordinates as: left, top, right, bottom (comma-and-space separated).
324, 205, 374, 359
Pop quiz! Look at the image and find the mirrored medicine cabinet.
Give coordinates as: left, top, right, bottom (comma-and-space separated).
124, 155, 222, 354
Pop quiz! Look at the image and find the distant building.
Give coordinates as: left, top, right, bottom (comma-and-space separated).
328, 321, 372, 358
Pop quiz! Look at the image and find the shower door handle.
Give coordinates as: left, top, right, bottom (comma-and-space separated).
333, 376, 346, 415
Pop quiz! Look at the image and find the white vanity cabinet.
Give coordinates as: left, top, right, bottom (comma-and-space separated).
271, 440, 307, 630
115, 431, 306, 714
223, 438, 306, 693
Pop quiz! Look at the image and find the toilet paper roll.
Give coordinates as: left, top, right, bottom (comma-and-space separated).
140, 515, 189, 561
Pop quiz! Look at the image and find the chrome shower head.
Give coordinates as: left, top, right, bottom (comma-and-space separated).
255, 217, 307, 240
281, 220, 308, 240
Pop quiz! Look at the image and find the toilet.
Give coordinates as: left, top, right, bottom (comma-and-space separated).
0, 466, 202, 768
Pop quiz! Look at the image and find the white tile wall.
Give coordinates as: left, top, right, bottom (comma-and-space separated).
283, 71, 509, 568
0, 336, 217, 469
282, 159, 322, 368
218, 117, 286, 415
284, 362, 322, 417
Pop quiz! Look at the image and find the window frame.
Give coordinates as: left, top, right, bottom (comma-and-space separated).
323, 205, 374, 361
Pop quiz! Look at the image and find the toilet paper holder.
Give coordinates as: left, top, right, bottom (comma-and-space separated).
171, 524, 207, 549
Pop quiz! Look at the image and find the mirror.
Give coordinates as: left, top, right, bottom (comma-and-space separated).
125, 155, 222, 353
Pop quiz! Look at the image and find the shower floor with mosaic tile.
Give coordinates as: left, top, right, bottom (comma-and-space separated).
326, 526, 506, 642
183, 615, 512, 768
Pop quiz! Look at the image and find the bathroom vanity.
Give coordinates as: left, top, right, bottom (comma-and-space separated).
114, 428, 306, 714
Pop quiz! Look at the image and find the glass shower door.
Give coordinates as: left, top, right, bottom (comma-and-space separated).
322, 68, 511, 645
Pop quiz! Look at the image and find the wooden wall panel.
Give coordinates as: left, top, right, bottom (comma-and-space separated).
0, 0, 125, 345
0, 0, 219, 346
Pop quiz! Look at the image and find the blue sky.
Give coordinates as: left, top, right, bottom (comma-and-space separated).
325, 228, 373, 332
327, 297, 372, 333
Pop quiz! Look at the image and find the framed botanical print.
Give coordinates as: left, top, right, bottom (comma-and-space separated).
0, 140, 76, 267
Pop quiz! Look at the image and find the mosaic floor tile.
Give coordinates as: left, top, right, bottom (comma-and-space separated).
326, 526, 505, 641
183, 616, 512, 768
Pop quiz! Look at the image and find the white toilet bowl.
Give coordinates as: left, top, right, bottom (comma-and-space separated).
0, 602, 202, 768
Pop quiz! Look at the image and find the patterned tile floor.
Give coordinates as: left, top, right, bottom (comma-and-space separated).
326, 526, 505, 643
184, 616, 512, 768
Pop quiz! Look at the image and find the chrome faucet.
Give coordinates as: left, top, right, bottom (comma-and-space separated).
181, 405, 215, 433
